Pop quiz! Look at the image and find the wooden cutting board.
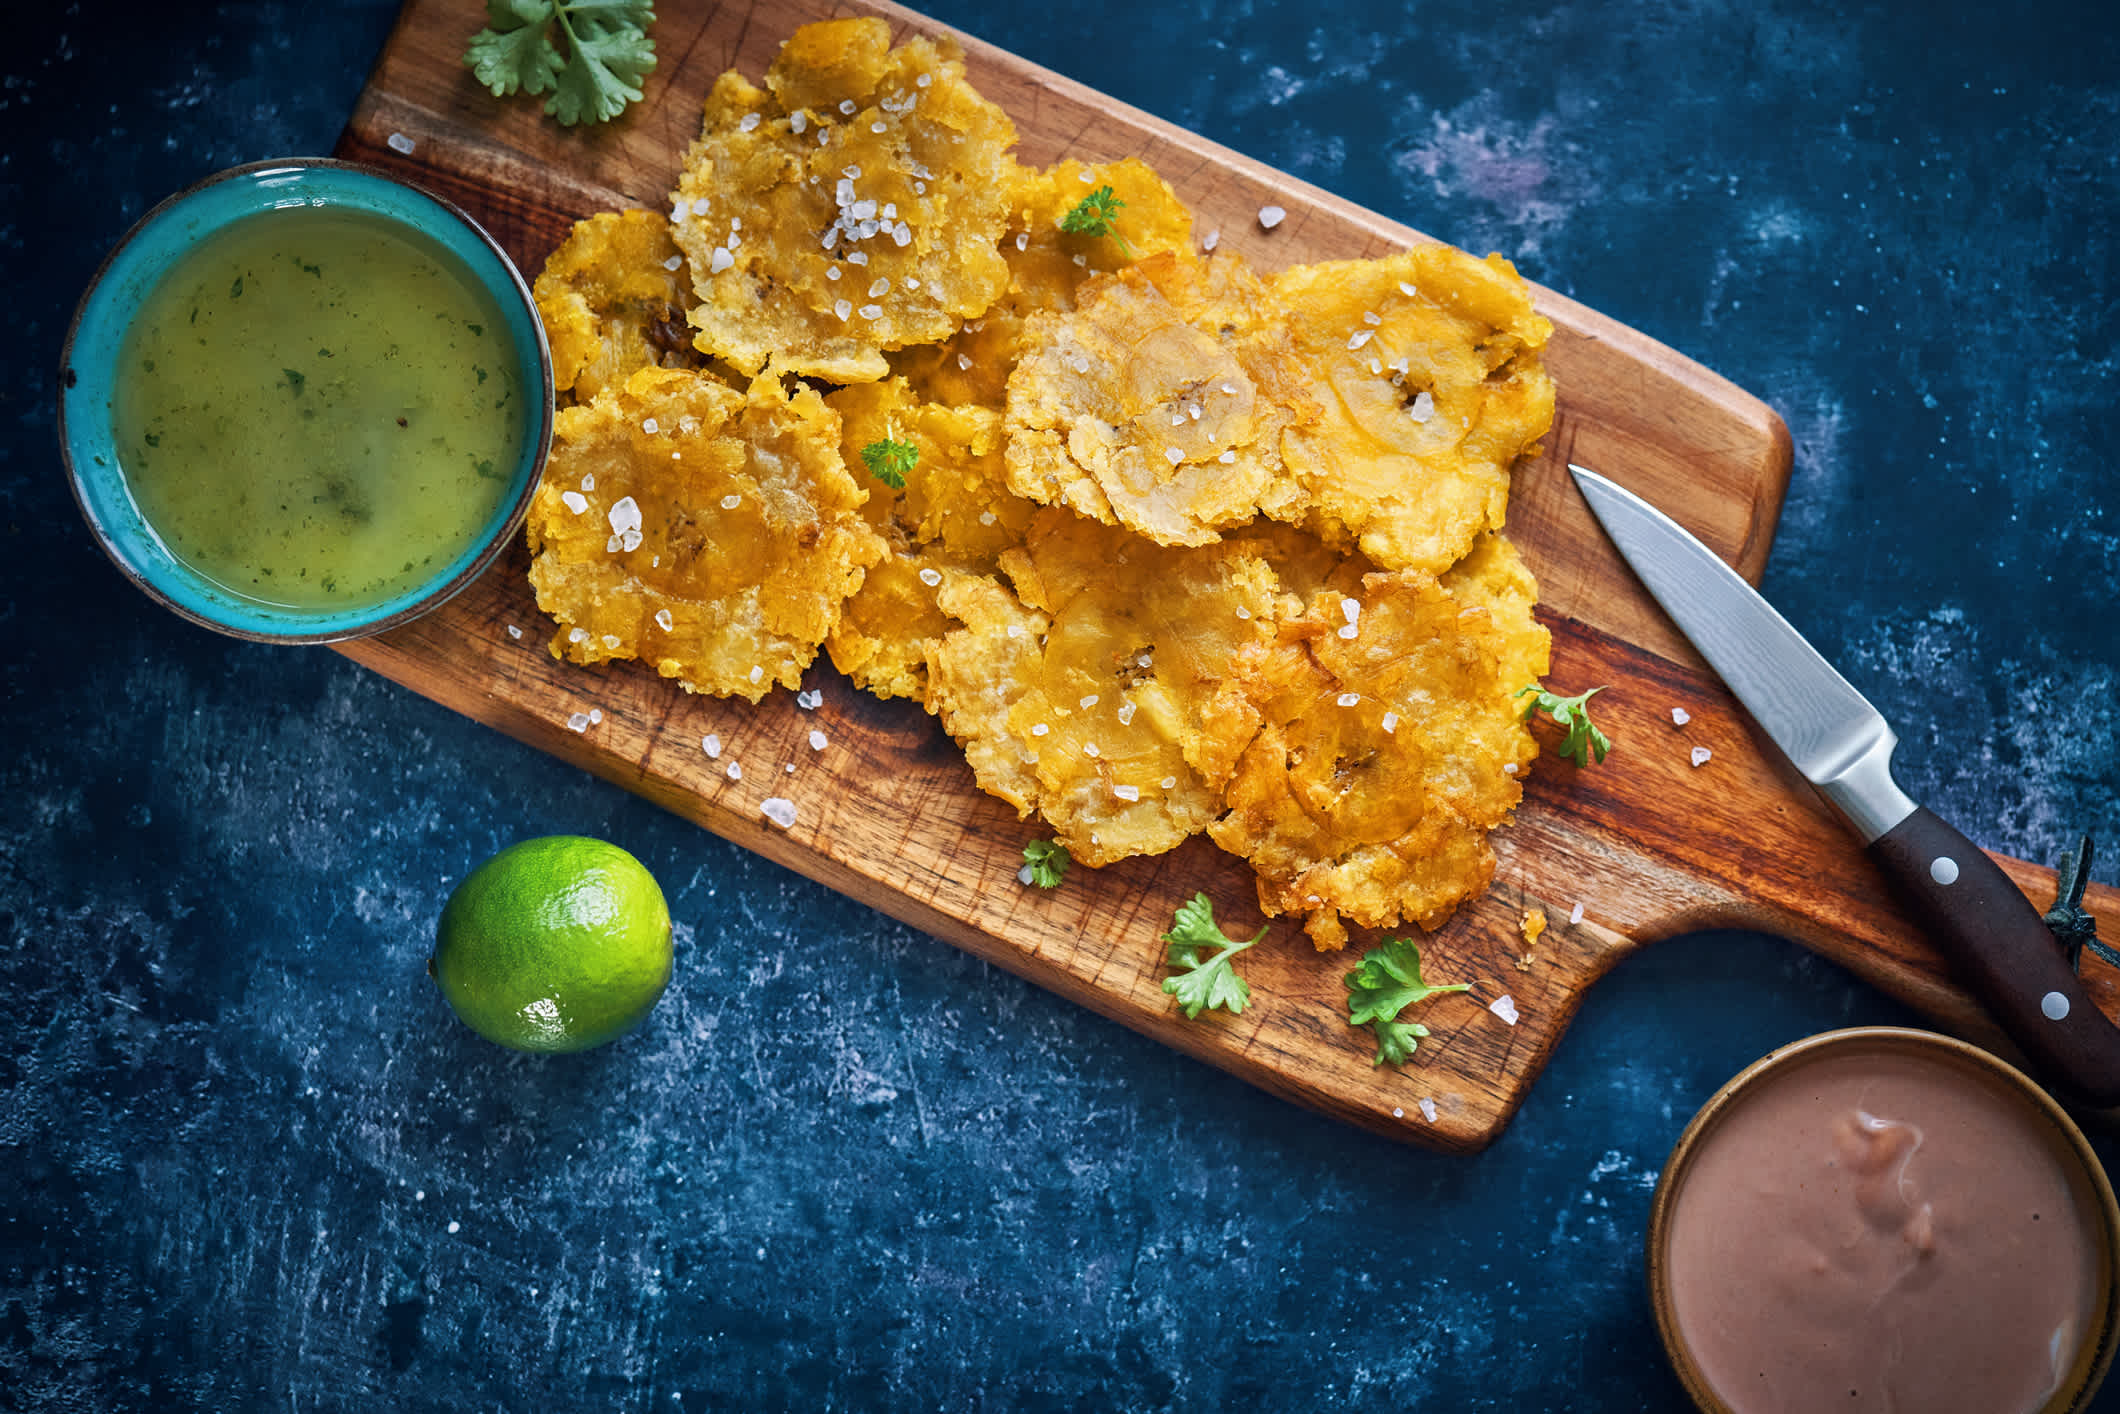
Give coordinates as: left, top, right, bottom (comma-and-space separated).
330, 0, 2120, 1152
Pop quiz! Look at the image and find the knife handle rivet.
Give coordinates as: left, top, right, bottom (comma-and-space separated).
1929, 856, 1961, 886
2042, 991, 2072, 1021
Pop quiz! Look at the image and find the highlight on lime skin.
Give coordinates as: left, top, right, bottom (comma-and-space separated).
428, 835, 674, 1053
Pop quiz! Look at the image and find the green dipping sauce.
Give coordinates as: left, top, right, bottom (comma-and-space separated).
113, 204, 524, 610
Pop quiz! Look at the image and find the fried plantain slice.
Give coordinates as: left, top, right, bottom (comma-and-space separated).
822, 377, 1037, 700
1199, 539, 1551, 948
893, 157, 1196, 410
926, 509, 1281, 866
1004, 249, 1318, 547
533, 209, 716, 406
526, 366, 884, 702
1272, 245, 1555, 573
670, 18, 1020, 384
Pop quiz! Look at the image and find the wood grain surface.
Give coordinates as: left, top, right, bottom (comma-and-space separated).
329, 0, 2120, 1151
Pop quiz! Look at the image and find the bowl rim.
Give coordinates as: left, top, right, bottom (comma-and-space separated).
1645, 1025, 2120, 1414
57, 155, 554, 645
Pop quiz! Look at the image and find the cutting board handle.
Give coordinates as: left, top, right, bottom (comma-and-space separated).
1872, 807, 2120, 1106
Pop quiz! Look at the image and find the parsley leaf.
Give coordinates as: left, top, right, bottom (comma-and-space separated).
859, 437, 918, 489
1516, 683, 1613, 766
1021, 838, 1070, 888
1160, 893, 1265, 1019
1344, 937, 1470, 1066
1059, 185, 1136, 259
463, 0, 657, 128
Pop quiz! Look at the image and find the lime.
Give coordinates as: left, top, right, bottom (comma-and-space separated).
429, 836, 673, 1053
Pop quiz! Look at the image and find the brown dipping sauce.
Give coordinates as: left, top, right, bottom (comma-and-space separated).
1655, 1031, 2117, 1414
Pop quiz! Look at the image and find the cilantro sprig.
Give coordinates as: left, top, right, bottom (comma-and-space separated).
1021, 839, 1070, 889
1059, 185, 1136, 259
1516, 684, 1613, 766
464, 0, 658, 128
1160, 894, 1264, 1019
859, 437, 918, 490
1344, 937, 1471, 1067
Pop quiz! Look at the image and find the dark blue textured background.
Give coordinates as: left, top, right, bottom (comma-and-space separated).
5, 2, 2118, 1409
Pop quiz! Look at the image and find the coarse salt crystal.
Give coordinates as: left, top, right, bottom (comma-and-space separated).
892, 222, 912, 246
671, 198, 692, 221
702, 734, 721, 758
761, 798, 798, 829
1165, 447, 1185, 465
1381, 711, 1399, 733
1160, 776, 1177, 789
1017, 864, 1035, 885
1347, 329, 1373, 350
602, 634, 621, 650
1691, 746, 1714, 767
506, 624, 522, 640
588, 709, 602, 725
834, 299, 852, 321
839, 99, 857, 115
655, 608, 674, 632
791, 111, 808, 133
608, 497, 642, 536
1569, 901, 1585, 926
739, 112, 762, 132
566, 712, 591, 732
1234, 606, 1251, 620
567, 627, 587, 644
1218, 450, 1236, 463
958, 354, 972, 370
1409, 391, 1436, 422
1503, 762, 1519, 774
868, 277, 890, 298
710, 247, 734, 274
1202, 229, 1220, 252
387, 132, 415, 155
1083, 743, 1101, 758
858, 303, 883, 320
1341, 597, 1360, 624
917, 567, 944, 588
1337, 692, 1360, 707
726, 761, 743, 781
1079, 694, 1099, 709
1363, 311, 1382, 326
1113, 784, 1140, 802
1258, 204, 1286, 229
1005, 624, 1025, 639
827, 267, 841, 281
808, 730, 827, 751
748, 665, 764, 684
1419, 1097, 1438, 1123
797, 689, 822, 710
561, 491, 589, 515
1489, 995, 1520, 1025
1116, 702, 1136, 726
1031, 723, 1049, 737
1337, 624, 1359, 639
1671, 707, 1692, 726
721, 494, 742, 510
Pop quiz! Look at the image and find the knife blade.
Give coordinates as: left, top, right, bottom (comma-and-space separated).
1569, 461, 2120, 1106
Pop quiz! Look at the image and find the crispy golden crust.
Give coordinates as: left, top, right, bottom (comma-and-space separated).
1003, 250, 1317, 546
533, 210, 716, 406
822, 377, 1036, 700
1272, 246, 1555, 573
892, 157, 1196, 410
1199, 537, 1551, 947
527, 367, 884, 701
670, 19, 1020, 384
926, 510, 1281, 866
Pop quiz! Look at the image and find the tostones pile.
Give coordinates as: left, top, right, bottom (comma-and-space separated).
524, 17, 1557, 948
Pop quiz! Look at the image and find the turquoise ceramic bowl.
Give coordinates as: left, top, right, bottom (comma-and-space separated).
59, 157, 552, 643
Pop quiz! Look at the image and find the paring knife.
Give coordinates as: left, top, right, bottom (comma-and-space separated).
1569, 462, 2120, 1107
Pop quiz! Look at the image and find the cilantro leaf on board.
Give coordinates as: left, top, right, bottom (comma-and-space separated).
1160, 893, 1265, 1020
859, 437, 919, 490
1021, 839, 1070, 889
1516, 683, 1613, 766
463, 0, 657, 128
1344, 937, 1470, 1067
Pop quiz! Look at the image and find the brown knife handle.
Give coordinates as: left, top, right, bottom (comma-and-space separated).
1871, 807, 2120, 1107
